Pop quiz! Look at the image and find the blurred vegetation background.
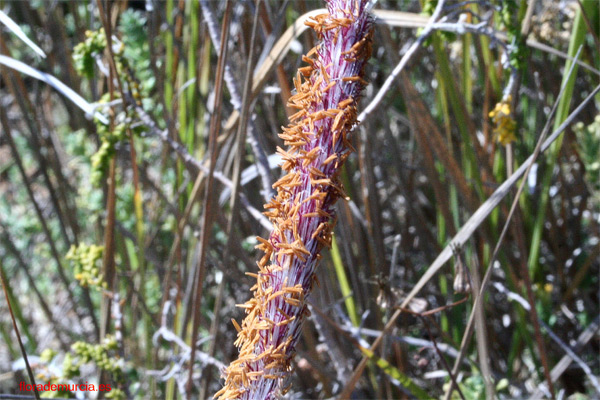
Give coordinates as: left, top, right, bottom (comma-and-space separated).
0, 0, 598, 399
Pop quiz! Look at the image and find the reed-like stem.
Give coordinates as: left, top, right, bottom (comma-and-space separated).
216, 1, 373, 398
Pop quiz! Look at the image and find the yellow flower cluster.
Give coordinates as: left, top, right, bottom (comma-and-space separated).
489, 95, 517, 146
66, 243, 106, 290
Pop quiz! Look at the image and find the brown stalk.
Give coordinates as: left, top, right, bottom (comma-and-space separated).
309, 299, 347, 393
575, 0, 600, 51
134, 104, 272, 231
0, 37, 74, 245
0, 259, 40, 400
159, 169, 203, 316
97, 0, 150, 373
468, 248, 494, 399
39, 91, 82, 245
186, 1, 233, 395
0, 223, 69, 350
505, 0, 538, 178
511, 209, 555, 398
420, 313, 466, 400
357, 124, 387, 274
95, 0, 117, 344
10, 83, 73, 249
200, 4, 262, 399
0, 104, 85, 325
200, 0, 274, 202
0, 37, 99, 336
443, 57, 590, 400
255, 0, 293, 117
336, 201, 369, 313
399, 70, 477, 213
398, 77, 457, 237
379, 25, 475, 242
564, 245, 599, 302
38, 3, 86, 128
384, 125, 441, 256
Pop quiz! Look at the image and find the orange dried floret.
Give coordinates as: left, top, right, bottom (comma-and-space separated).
323, 153, 338, 165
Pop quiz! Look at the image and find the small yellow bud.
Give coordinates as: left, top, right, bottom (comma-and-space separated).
490, 95, 517, 146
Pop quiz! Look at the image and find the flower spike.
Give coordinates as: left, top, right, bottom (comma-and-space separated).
216, 1, 373, 398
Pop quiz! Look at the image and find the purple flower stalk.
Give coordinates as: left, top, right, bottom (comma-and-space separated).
216, 1, 373, 398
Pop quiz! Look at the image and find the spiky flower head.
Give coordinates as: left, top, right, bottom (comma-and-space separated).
215, 1, 373, 398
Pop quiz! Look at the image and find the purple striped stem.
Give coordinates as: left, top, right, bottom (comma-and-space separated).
216, 1, 373, 398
